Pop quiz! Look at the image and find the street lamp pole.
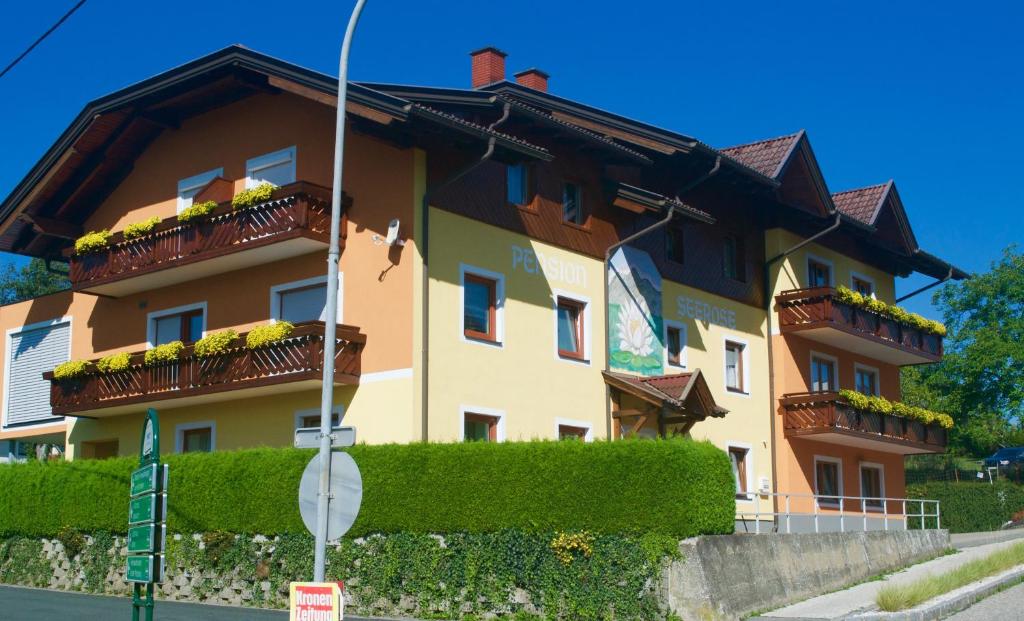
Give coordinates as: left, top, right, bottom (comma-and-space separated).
315, 0, 368, 583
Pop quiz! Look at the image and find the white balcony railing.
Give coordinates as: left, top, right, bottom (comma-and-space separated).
737, 493, 941, 534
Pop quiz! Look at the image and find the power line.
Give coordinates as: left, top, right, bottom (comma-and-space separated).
0, 0, 88, 81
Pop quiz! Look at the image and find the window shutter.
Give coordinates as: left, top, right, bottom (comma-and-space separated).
5, 322, 69, 427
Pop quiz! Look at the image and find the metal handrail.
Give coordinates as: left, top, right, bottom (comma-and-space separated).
736, 492, 941, 534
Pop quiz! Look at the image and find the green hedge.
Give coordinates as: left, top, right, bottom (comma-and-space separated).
0, 439, 734, 538
908, 481, 1024, 533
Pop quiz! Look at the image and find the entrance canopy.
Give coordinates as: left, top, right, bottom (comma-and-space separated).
603, 369, 727, 437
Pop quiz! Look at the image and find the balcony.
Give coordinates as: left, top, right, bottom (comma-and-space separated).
44, 321, 364, 417
67, 182, 338, 297
780, 392, 947, 454
775, 287, 943, 365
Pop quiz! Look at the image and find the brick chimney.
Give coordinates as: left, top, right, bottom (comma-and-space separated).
470, 47, 507, 88
514, 68, 549, 92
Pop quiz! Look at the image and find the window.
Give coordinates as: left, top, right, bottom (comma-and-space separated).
851, 275, 874, 297
298, 412, 341, 429
176, 422, 215, 453
558, 424, 588, 440
3, 318, 70, 430
729, 446, 751, 499
808, 257, 833, 288
723, 235, 744, 281
463, 413, 499, 442
556, 297, 585, 359
463, 274, 497, 342
562, 183, 583, 225
151, 308, 204, 345
814, 456, 842, 507
246, 146, 296, 188
177, 168, 223, 214
666, 323, 685, 368
666, 226, 685, 264
811, 354, 837, 392
860, 463, 884, 511
855, 365, 879, 396
507, 163, 529, 205
725, 340, 745, 393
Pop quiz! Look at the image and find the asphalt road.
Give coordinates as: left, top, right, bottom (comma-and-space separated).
0, 585, 390, 621
946, 580, 1024, 621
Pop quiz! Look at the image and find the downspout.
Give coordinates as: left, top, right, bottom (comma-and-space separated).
419, 102, 511, 441
602, 156, 721, 439
762, 210, 840, 530
896, 266, 953, 303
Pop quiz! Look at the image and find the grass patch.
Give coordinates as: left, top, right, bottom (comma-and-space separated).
876, 541, 1024, 611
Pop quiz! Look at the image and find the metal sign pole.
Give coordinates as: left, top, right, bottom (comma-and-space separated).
130, 408, 164, 621
315, 0, 368, 583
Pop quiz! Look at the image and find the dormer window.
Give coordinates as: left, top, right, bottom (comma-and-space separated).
246, 146, 296, 188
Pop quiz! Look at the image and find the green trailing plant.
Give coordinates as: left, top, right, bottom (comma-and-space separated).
143, 341, 184, 366
73, 230, 112, 255
246, 321, 294, 349
231, 182, 275, 209
193, 330, 238, 358
96, 352, 131, 374
52, 360, 92, 380
56, 525, 85, 560
122, 216, 161, 240
833, 285, 947, 336
838, 389, 954, 429
177, 200, 218, 224
0, 441, 734, 538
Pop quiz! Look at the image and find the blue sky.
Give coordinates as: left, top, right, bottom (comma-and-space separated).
1, 1, 1020, 319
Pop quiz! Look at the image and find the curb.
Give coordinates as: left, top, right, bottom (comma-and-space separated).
752, 564, 1024, 621
849, 565, 1024, 621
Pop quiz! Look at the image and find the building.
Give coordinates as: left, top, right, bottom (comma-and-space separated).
0, 46, 965, 529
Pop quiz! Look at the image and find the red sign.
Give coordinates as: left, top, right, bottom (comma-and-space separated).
290, 582, 342, 621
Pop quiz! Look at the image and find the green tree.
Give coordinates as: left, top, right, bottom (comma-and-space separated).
903, 246, 1024, 455
0, 258, 69, 305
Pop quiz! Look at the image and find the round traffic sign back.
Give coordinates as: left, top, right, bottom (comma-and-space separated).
298, 452, 363, 541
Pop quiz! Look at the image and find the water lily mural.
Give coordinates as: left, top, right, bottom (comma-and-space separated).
607, 247, 663, 376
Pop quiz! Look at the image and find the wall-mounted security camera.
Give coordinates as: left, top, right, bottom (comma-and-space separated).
373, 218, 406, 247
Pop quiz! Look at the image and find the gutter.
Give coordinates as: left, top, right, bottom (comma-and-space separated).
762, 210, 841, 529
602, 156, 721, 439
418, 103, 512, 441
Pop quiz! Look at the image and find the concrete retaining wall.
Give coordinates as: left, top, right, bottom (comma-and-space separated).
661, 530, 949, 621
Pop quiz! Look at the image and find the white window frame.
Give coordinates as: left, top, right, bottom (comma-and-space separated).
175, 420, 216, 453
814, 455, 844, 507
663, 319, 687, 370
727, 441, 754, 502
854, 363, 881, 396
146, 302, 207, 348
2, 316, 71, 431
294, 405, 345, 430
459, 405, 506, 442
555, 417, 593, 442
859, 461, 886, 512
269, 274, 343, 325
176, 168, 224, 214
806, 253, 835, 288
245, 146, 296, 189
809, 350, 840, 392
551, 289, 591, 365
722, 335, 750, 397
459, 263, 505, 348
850, 271, 876, 297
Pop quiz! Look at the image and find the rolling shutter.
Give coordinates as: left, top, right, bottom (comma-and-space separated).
5, 321, 68, 428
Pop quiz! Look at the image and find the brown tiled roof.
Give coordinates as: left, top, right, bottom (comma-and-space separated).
603, 370, 728, 419
719, 131, 803, 179
832, 182, 890, 224
409, 104, 551, 157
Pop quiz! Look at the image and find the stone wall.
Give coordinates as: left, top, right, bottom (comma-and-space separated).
660, 529, 950, 620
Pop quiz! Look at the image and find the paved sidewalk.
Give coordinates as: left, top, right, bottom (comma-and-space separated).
756, 537, 1024, 619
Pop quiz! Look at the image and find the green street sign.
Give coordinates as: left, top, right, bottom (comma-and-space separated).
128, 493, 165, 526
126, 554, 163, 584
131, 464, 158, 497
127, 524, 162, 554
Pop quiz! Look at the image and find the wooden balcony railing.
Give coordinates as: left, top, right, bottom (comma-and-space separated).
780, 391, 947, 453
776, 287, 943, 364
44, 322, 364, 416
67, 182, 338, 292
